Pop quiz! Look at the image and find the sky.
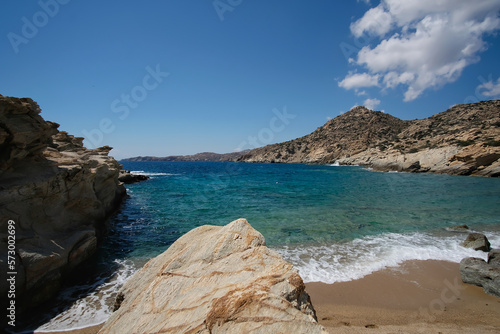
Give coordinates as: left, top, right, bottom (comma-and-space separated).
1, 0, 500, 160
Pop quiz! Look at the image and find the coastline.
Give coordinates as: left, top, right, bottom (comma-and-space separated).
34, 259, 500, 334
307, 260, 500, 333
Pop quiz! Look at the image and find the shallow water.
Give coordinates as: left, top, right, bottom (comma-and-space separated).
30, 161, 500, 332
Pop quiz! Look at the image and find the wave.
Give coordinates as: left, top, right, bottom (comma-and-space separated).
276, 230, 500, 284
130, 170, 179, 177
33, 259, 138, 332
32, 230, 500, 331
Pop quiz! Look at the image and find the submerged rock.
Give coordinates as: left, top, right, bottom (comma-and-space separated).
100, 219, 326, 334
446, 224, 470, 233
462, 233, 491, 252
0, 95, 126, 311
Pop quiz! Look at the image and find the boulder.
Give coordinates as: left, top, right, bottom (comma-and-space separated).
0, 95, 126, 312
99, 219, 326, 334
462, 233, 491, 252
460, 257, 500, 298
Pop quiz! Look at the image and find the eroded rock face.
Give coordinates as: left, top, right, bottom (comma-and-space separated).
100, 219, 326, 334
0, 95, 126, 311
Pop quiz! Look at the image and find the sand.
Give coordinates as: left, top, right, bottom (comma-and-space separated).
306, 260, 500, 333
34, 260, 500, 334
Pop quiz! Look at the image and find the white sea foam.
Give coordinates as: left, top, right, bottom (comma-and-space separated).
276, 231, 500, 284
34, 259, 138, 332
130, 170, 178, 177
31, 230, 500, 332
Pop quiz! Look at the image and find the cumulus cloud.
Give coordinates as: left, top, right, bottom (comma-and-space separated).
478, 77, 500, 97
364, 98, 381, 110
338, 72, 379, 90
339, 0, 500, 101
351, 5, 394, 37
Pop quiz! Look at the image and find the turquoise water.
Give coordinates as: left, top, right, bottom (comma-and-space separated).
34, 161, 500, 331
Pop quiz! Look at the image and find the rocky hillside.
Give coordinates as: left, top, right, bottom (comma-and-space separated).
238, 100, 500, 177
100, 219, 326, 333
0, 95, 126, 312
123, 150, 249, 162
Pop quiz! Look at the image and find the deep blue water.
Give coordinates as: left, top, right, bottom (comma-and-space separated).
34, 161, 500, 331
110, 161, 500, 255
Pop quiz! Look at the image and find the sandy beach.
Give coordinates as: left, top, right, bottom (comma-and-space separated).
34, 260, 500, 334
307, 260, 500, 333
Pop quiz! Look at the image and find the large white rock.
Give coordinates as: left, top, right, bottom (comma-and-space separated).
100, 219, 326, 334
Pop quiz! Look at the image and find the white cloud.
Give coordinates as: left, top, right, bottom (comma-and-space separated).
338, 72, 379, 90
351, 5, 393, 37
364, 98, 381, 110
339, 0, 500, 101
478, 77, 500, 97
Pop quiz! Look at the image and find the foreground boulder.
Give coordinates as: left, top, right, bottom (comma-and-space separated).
0, 95, 126, 311
460, 250, 500, 298
100, 219, 326, 334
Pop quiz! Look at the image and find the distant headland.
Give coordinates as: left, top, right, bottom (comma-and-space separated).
237, 100, 500, 177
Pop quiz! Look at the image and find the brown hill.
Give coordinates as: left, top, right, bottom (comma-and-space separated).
238, 100, 500, 177
123, 150, 249, 162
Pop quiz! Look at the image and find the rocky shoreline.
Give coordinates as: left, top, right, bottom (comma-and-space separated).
3, 94, 499, 332
0, 95, 128, 313
238, 100, 500, 177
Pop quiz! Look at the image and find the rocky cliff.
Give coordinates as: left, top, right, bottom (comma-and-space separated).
100, 219, 326, 334
0, 95, 126, 311
238, 100, 500, 177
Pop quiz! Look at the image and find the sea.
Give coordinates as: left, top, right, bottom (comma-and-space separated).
25, 161, 500, 332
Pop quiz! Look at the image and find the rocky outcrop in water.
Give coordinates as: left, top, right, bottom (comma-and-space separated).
118, 170, 150, 184
238, 100, 500, 177
0, 95, 126, 311
100, 218, 326, 334
462, 233, 491, 252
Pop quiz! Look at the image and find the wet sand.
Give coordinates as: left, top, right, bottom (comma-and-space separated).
306, 260, 500, 333
35, 260, 500, 334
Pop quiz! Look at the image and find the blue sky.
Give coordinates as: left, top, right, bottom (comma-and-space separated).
1, 0, 500, 160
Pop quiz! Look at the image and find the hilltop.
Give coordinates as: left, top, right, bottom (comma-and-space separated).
123, 150, 249, 162
238, 100, 500, 177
